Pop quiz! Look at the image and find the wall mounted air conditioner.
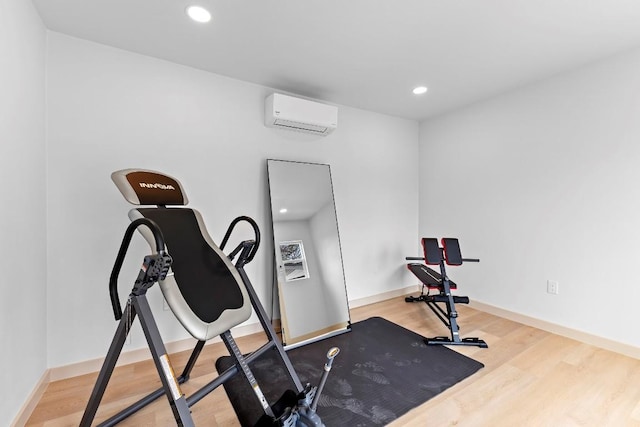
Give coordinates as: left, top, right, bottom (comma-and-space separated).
265, 93, 338, 136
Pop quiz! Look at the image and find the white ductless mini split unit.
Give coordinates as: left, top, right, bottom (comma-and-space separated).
265, 93, 338, 136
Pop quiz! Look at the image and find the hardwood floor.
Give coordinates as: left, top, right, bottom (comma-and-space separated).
26, 296, 640, 426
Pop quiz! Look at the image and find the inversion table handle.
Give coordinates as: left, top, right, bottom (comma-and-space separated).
405, 256, 480, 262
109, 218, 167, 321
220, 216, 261, 264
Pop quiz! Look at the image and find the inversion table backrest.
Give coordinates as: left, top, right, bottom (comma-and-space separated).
111, 169, 252, 341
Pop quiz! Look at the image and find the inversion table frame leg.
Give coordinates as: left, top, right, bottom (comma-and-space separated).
80, 295, 194, 427
237, 265, 303, 392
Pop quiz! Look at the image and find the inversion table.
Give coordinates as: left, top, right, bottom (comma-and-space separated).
80, 169, 336, 427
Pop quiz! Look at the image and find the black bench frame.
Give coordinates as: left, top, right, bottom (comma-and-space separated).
406, 238, 487, 348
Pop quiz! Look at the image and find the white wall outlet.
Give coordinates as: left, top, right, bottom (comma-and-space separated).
547, 280, 559, 295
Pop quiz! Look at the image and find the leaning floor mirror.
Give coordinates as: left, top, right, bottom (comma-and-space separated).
267, 159, 351, 347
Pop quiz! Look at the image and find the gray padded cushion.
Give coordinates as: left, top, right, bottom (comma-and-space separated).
129, 208, 252, 341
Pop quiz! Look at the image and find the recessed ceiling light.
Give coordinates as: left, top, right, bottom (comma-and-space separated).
279, 208, 288, 214
186, 5, 211, 23
413, 86, 428, 95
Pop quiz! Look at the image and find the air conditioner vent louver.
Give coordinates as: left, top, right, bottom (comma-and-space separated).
265, 93, 338, 136
273, 119, 328, 134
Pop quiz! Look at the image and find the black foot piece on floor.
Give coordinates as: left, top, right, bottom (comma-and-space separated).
405, 295, 426, 303
425, 336, 488, 348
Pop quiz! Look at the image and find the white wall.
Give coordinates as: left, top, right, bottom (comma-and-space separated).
0, 0, 46, 423
46, 32, 419, 367
419, 47, 640, 347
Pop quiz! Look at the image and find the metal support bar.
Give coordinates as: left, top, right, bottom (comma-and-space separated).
98, 387, 168, 427
80, 301, 135, 427
179, 340, 206, 380
425, 299, 452, 328
221, 331, 275, 419
133, 295, 195, 426
236, 266, 303, 392
439, 261, 461, 342
98, 337, 228, 426
423, 258, 487, 348
186, 338, 275, 406
82, 294, 196, 427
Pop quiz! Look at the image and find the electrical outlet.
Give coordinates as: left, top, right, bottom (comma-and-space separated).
547, 280, 559, 295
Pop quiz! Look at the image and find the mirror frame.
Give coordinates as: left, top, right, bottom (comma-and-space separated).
267, 159, 351, 347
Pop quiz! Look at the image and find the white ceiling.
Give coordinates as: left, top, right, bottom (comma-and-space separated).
32, 0, 640, 121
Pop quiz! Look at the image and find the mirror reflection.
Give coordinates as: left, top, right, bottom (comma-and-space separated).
267, 159, 351, 346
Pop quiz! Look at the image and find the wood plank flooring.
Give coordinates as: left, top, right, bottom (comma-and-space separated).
26, 295, 640, 426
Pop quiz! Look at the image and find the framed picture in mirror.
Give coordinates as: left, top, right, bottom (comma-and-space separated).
279, 240, 310, 282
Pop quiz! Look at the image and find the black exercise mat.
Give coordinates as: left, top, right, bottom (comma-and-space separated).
216, 317, 483, 426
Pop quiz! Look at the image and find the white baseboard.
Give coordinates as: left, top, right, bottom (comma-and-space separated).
349, 285, 419, 308
12, 369, 50, 427
49, 321, 265, 381
469, 300, 640, 360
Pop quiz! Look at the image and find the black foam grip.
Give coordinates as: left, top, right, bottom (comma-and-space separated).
442, 238, 463, 266
422, 238, 442, 265
109, 218, 166, 321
